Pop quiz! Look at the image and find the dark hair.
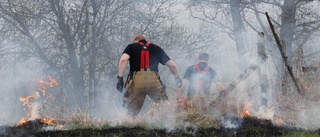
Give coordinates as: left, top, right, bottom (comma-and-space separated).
199, 52, 209, 61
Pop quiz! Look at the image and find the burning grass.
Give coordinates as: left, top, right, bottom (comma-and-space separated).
7, 97, 320, 135
2, 97, 319, 137
3, 69, 320, 136
1, 116, 320, 137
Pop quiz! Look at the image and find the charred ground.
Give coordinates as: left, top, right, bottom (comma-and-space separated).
1, 117, 318, 137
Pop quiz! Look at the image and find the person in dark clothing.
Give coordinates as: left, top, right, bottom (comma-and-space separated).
176, 52, 223, 112
116, 35, 182, 117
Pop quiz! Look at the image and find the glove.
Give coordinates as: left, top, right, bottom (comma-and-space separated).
116, 75, 124, 93
175, 76, 182, 88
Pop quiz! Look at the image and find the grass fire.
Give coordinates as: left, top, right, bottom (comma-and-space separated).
0, 1, 320, 137
1, 77, 319, 137
1, 61, 320, 136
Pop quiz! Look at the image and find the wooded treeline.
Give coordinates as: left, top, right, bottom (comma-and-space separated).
0, 0, 319, 119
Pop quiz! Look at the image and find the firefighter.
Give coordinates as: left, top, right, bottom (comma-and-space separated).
176, 52, 224, 113
116, 35, 182, 117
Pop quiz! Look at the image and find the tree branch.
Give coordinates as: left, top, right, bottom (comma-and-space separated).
265, 12, 305, 96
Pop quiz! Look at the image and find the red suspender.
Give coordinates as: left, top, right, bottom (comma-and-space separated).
203, 65, 210, 72
124, 73, 130, 88
194, 64, 200, 73
194, 64, 210, 73
139, 42, 150, 69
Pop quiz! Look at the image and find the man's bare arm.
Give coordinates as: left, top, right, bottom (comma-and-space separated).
118, 53, 130, 77
165, 60, 179, 78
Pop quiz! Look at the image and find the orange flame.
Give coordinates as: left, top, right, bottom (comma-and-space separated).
38, 77, 58, 96
39, 79, 46, 96
17, 118, 27, 126
241, 102, 251, 118
276, 118, 284, 126
17, 117, 57, 127
40, 118, 56, 126
19, 93, 38, 108
18, 76, 59, 127
49, 77, 58, 88
241, 108, 250, 118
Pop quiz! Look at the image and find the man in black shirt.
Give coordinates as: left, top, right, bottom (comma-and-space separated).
117, 35, 182, 117
176, 52, 223, 112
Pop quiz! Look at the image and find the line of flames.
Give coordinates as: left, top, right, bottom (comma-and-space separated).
17, 117, 56, 127
240, 102, 284, 126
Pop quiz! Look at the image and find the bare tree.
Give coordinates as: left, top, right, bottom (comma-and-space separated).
187, 0, 255, 71
247, 0, 320, 94
187, 0, 320, 92
0, 0, 213, 117
0, 0, 134, 111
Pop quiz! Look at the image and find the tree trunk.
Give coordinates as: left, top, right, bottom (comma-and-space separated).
230, 0, 247, 71
49, 1, 85, 109
296, 46, 305, 93
253, 4, 282, 93
257, 32, 268, 107
279, 0, 296, 95
89, 5, 98, 108
279, 0, 296, 65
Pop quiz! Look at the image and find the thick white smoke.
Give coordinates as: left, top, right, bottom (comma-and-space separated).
0, 60, 44, 125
